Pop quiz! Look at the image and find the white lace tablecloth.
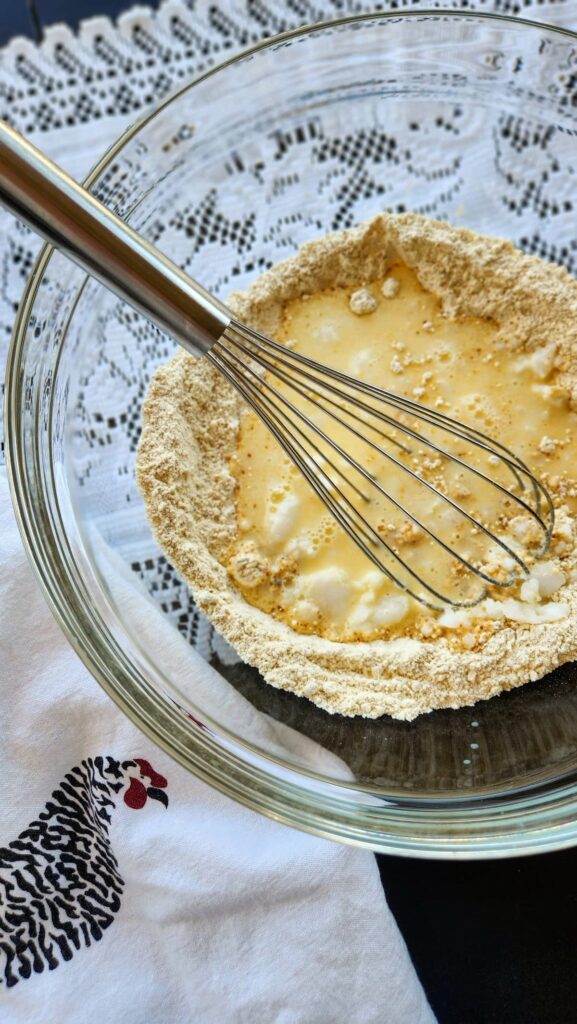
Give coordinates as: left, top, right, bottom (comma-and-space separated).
0, 0, 576, 1018
2, 0, 576, 656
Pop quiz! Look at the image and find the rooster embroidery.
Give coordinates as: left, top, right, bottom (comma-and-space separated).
0, 755, 169, 988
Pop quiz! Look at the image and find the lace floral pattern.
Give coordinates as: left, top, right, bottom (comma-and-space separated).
1, 0, 576, 659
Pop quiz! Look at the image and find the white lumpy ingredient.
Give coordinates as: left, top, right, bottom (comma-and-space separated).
515, 342, 557, 380
349, 287, 378, 315
381, 276, 400, 298
267, 493, 300, 544
296, 567, 352, 619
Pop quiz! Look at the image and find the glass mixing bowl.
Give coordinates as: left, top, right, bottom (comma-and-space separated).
7, 11, 577, 858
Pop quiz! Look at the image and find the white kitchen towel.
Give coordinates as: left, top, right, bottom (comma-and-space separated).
0, 467, 436, 1023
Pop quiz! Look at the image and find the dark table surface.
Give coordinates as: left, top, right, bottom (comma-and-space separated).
5, 4, 577, 1023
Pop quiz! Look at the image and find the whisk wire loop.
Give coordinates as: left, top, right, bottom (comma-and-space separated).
208, 320, 555, 609
215, 337, 526, 593
210, 343, 460, 609
221, 327, 550, 560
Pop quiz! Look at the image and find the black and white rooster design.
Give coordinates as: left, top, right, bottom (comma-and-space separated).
0, 755, 169, 989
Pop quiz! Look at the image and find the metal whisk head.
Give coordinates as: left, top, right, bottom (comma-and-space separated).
209, 319, 554, 610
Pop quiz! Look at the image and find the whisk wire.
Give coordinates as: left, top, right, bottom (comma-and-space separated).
210, 319, 555, 609
229, 324, 552, 531
245, 324, 553, 522
223, 326, 549, 555
210, 343, 467, 609
214, 336, 528, 590
223, 325, 553, 532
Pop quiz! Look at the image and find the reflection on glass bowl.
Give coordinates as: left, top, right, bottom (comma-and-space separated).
7, 11, 577, 857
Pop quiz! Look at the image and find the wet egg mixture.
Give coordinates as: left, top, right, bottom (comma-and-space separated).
137, 213, 577, 718
225, 263, 577, 646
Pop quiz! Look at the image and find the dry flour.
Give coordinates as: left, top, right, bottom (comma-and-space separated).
137, 213, 577, 719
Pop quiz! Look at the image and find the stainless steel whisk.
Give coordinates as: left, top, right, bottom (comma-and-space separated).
0, 121, 554, 609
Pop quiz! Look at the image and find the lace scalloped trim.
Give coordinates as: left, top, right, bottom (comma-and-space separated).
1, 0, 573, 133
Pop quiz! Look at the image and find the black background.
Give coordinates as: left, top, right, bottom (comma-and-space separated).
5, 3, 577, 1022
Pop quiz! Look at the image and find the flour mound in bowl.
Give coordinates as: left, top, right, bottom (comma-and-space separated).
136, 212, 577, 720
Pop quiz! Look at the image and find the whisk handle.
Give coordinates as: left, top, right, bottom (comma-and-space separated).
0, 120, 230, 355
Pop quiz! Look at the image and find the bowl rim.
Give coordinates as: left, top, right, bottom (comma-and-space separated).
6, 8, 577, 859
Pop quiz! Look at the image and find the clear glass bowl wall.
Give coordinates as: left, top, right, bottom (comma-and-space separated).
8, 12, 577, 856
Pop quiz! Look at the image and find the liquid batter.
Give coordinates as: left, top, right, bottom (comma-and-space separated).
137, 211, 577, 718
225, 263, 576, 643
